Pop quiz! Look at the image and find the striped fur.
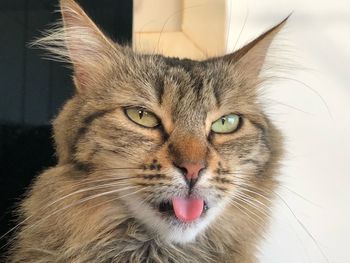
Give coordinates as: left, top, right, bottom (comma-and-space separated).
6, 1, 286, 262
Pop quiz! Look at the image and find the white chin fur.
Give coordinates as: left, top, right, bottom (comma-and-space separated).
123, 195, 226, 244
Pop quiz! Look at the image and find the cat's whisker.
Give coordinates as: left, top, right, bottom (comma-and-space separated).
240, 187, 274, 203
135, 19, 157, 52
236, 184, 275, 202
235, 191, 272, 214
63, 175, 147, 191
0, 179, 137, 243
73, 186, 150, 218
229, 179, 276, 204
269, 75, 333, 119
222, 171, 260, 177
218, 185, 268, 225
275, 192, 330, 263
90, 167, 145, 172
1, 186, 141, 252
234, 183, 329, 262
233, 194, 270, 219
0, 178, 130, 243
265, 98, 313, 115
240, 185, 275, 205
32, 180, 136, 216
37, 181, 137, 213
17, 186, 141, 236
278, 184, 321, 207
154, 3, 207, 55
232, 6, 249, 52
224, 0, 233, 53
227, 199, 264, 229
32, 170, 141, 191
2, 186, 147, 255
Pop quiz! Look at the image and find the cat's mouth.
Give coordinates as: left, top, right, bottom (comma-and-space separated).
157, 198, 209, 222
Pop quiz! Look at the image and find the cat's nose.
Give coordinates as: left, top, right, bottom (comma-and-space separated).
175, 162, 206, 188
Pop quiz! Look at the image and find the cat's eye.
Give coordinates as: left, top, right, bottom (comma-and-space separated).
125, 107, 160, 128
211, 114, 240, 134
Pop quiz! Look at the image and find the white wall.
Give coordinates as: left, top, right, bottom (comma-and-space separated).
226, 1, 350, 262
134, 1, 350, 261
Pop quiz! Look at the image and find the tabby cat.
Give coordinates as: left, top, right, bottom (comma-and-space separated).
7, 0, 286, 262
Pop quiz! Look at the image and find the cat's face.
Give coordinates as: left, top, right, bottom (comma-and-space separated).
49, 0, 284, 244
73, 56, 271, 243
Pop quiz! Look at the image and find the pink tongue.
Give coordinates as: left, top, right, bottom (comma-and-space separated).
172, 198, 204, 222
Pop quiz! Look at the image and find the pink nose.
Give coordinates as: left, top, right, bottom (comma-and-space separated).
177, 163, 205, 188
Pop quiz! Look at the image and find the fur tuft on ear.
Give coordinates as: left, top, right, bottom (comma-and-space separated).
32, 0, 123, 91
224, 15, 290, 78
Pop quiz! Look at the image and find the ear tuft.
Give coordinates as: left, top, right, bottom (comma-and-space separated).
32, 0, 121, 91
224, 15, 291, 78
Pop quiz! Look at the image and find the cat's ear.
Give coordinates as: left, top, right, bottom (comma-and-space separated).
59, 0, 121, 91
223, 16, 290, 78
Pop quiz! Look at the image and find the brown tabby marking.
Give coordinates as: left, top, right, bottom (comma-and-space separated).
5, 0, 287, 262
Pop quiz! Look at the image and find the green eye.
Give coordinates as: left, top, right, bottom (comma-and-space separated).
125, 107, 159, 128
211, 114, 240, 134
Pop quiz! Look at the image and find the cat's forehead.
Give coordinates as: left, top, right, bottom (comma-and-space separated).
150, 56, 222, 120
131, 54, 254, 120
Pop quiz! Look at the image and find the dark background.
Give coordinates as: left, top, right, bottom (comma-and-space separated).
0, 0, 132, 255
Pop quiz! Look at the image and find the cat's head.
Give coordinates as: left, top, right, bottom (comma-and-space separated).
42, 0, 285, 244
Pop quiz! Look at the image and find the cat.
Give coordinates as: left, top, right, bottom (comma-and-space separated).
6, 0, 286, 262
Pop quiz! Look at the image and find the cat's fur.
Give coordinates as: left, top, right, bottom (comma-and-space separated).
6, 0, 286, 262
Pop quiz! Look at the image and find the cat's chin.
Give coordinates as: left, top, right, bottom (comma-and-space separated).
122, 195, 226, 244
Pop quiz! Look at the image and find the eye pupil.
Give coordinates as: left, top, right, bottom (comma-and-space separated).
138, 110, 144, 119
211, 114, 240, 134
125, 107, 159, 128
